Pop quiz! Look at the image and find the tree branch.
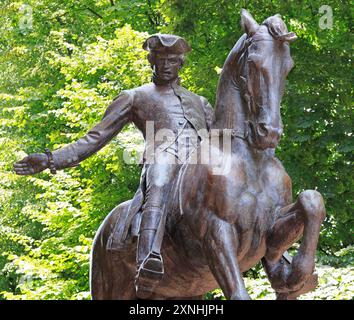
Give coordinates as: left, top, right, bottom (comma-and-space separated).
86, 7, 103, 19
146, 10, 156, 26
147, 0, 158, 26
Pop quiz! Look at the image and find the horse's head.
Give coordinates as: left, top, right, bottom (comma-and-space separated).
239, 9, 297, 150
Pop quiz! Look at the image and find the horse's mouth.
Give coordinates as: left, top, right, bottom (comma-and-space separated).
247, 121, 281, 150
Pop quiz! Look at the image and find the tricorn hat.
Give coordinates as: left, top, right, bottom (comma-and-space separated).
143, 34, 191, 54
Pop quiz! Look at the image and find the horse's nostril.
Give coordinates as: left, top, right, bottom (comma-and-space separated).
263, 125, 282, 140
257, 123, 268, 137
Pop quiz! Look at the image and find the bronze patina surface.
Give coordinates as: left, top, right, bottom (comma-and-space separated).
14, 10, 325, 300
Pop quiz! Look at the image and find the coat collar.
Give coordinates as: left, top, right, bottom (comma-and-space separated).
152, 75, 181, 87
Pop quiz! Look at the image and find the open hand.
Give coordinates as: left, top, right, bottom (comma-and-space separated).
13, 153, 49, 175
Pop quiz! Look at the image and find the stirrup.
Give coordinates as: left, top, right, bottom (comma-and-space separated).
135, 252, 164, 299
139, 252, 164, 280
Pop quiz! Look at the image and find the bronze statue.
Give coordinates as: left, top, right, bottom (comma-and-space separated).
14, 9, 326, 300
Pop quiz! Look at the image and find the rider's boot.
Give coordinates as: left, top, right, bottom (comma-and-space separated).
134, 207, 164, 299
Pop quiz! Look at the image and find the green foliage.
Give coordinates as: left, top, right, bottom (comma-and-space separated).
206, 247, 354, 300
206, 263, 354, 300
0, 0, 352, 299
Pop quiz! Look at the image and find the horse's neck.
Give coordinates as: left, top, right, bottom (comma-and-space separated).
213, 73, 245, 130
213, 34, 247, 131
240, 139, 276, 164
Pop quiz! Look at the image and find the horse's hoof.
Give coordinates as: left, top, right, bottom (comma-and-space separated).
286, 256, 314, 291
276, 273, 318, 300
230, 292, 251, 300
288, 273, 318, 299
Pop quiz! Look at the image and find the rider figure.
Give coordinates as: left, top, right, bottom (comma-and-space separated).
14, 34, 213, 298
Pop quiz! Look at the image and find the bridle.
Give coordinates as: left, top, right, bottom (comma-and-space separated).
229, 36, 274, 145
232, 35, 288, 147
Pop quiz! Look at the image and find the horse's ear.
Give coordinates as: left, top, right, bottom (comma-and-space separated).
241, 9, 259, 36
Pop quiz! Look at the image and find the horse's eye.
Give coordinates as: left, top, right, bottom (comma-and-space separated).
250, 43, 258, 51
247, 53, 263, 69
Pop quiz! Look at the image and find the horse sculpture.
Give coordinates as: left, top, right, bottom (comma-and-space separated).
90, 10, 326, 300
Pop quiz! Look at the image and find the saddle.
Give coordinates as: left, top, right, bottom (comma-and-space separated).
106, 163, 188, 253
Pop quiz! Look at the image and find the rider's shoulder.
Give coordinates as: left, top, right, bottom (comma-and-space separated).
112, 84, 153, 104
131, 83, 155, 95
178, 86, 204, 101
180, 86, 209, 103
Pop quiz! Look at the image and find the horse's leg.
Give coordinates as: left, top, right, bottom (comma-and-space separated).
203, 216, 250, 300
110, 263, 138, 300
90, 201, 138, 300
90, 209, 117, 299
264, 190, 326, 297
262, 255, 319, 300
90, 233, 107, 299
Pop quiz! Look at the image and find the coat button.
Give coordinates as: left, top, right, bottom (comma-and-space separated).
178, 120, 185, 125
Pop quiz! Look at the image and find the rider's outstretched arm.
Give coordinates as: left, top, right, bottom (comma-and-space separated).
52, 90, 134, 170
14, 90, 134, 176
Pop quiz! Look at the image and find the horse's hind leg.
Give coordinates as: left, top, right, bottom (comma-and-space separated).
264, 190, 326, 298
91, 243, 138, 300
90, 200, 138, 300
90, 236, 108, 299
90, 210, 116, 299
203, 217, 250, 300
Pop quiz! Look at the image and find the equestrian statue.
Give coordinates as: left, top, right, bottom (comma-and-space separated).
14, 10, 326, 300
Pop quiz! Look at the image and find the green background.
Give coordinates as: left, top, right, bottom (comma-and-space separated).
0, 0, 352, 299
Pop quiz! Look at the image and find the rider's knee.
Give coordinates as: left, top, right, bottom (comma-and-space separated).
298, 190, 326, 221
140, 207, 163, 231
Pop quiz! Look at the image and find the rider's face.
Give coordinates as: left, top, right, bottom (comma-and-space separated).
153, 53, 182, 83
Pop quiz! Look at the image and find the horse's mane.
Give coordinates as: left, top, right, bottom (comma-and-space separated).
213, 34, 248, 129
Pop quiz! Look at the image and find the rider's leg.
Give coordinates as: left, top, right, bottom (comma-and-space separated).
135, 156, 179, 297
135, 203, 165, 298
136, 205, 164, 269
